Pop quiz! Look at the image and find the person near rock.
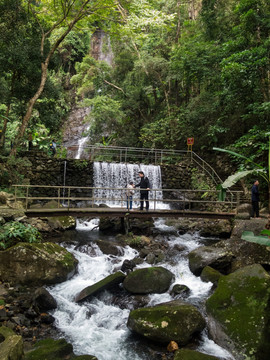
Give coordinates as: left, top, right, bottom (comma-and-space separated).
49, 139, 57, 156
251, 179, 260, 218
126, 181, 135, 210
135, 171, 150, 211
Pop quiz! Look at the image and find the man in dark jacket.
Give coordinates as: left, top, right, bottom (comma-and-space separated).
251, 180, 260, 218
135, 171, 150, 211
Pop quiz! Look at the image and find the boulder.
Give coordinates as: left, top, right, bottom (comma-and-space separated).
174, 348, 220, 360
127, 300, 205, 345
206, 264, 270, 360
32, 287, 57, 311
75, 271, 126, 303
188, 246, 234, 276
0, 242, 78, 286
0, 326, 23, 360
200, 266, 223, 285
96, 239, 123, 256
170, 284, 191, 297
24, 338, 98, 360
164, 218, 232, 238
123, 266, 174, 294
230, 219, 268, 240
28, 201, 76, 231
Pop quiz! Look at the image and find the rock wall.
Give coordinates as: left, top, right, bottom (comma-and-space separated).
19, 153, 93, 198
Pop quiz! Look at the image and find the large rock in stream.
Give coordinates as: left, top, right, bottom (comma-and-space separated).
0, 326, 23, 360
127, 300, 205, 344
123, 266, 174, 294
0, 242, 78, 286
75, 271, 126, 303
206, 264, 270, 360
188, 229, 270, 276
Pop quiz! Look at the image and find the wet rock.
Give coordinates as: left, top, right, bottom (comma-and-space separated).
0, 326, 23, 360
127, 299, 205, 345
96, 239, 123, 256
75, 271, 126, 303
0, 242, 78, 286
170, 284, 190, 297
206, 264, 270, 360
200, 266, 223, 286
121, 259, 136, 274
174, 348, 220, 360
188, 246, 234, 276
32, 287, 57, 311
123, 267, 174, 294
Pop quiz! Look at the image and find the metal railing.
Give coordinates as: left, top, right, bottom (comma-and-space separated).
65, 145, 224, 188
12, 184, 244, 212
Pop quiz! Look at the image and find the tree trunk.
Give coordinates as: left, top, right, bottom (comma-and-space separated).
10, 63, 48, 156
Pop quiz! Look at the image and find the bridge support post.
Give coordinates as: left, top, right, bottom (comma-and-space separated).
123, 214, 130, 235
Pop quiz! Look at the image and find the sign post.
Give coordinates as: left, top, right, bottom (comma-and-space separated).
187, 137, 194, 152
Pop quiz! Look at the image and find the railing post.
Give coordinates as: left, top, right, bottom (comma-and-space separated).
125, 148, 127, 163
26, 186, 29, 210
58, 188, 60, 208
154, 189, 157, 210
161, 150, 163, 164
14, 186, 17, 202
237, 192, 240, 210
68, 187, 71, 210
92, 188, 95, 208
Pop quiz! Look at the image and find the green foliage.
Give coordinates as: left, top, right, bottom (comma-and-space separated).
0, 222, 42, 250
241, 231, 270, 246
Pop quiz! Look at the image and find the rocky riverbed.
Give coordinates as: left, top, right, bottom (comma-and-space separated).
1, 192, 270, 360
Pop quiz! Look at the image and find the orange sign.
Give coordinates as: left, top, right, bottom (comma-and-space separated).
187, 137, 194, 145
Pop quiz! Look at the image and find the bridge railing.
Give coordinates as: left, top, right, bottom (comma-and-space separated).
65, 145, 224, 188
12, 185, 244, 212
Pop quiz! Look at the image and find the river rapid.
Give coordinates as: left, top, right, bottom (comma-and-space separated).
47, 218, 235, 360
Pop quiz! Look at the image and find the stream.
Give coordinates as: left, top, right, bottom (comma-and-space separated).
48, 218, 235, 360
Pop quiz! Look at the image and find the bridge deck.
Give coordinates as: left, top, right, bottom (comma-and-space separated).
25, 207, 235, 220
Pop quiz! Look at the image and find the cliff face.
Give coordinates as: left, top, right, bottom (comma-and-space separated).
62, 30, 114, 158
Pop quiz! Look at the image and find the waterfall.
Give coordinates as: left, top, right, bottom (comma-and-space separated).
75, 126, 90, 159
93, 162, 166, 209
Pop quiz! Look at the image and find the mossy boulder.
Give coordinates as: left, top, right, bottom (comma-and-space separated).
200, 266, 223, 285
188, 246, 234, 276
206, 264, 270, 360
24, 338, 97, 360
123, 266, 174, 294
0, 326, 23, 360
75, 271, 126, 302
31, 200, 76, 231
174, 348, 220, 360
0, 242, 78, 285
127, 300, 205, 345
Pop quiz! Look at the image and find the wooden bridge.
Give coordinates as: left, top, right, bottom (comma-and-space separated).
13, 185, 243, 220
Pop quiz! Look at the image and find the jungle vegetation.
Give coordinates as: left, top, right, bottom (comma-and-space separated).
0, 0, 269, 172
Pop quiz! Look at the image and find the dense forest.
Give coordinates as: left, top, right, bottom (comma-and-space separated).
0, 0, 269, 167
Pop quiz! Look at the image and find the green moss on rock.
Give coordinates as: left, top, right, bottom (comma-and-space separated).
123, 266, 174, 294
206, 264, 270, 360
127, 300, 205, 344
174, 348, 220, 360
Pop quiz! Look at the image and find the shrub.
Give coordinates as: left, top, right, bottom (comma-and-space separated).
0, 222, 42, 250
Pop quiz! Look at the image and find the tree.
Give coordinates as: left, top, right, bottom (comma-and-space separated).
10, 0, 121, 155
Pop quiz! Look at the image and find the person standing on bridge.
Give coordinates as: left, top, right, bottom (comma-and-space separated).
126, 181, 135, 210
251, 180, 260, 218
135, 171, 150, 211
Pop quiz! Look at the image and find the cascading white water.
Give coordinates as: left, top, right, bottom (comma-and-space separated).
75, 126, 90, 159
93, 162, 166, 209
48, 222, 234, 360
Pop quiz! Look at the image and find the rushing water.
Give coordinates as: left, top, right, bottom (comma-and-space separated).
93, 162, 167, 209
48, 219, 234, 360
